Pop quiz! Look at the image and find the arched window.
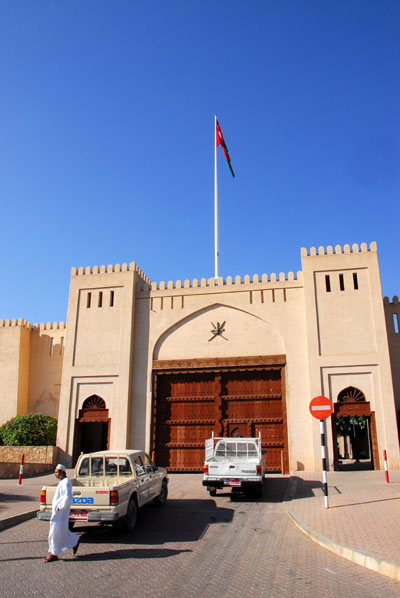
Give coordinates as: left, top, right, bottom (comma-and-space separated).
82, 395, 106, 410
337, 387, 366, 403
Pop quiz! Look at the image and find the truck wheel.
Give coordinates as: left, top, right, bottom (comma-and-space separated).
126, 499, 137, 533
209, 488, 217, 497
154, 480, 168, 506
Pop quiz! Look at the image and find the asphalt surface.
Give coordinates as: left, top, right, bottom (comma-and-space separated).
0, 473, 399, 597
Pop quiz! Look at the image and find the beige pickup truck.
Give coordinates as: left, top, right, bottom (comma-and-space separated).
37, 449, 168, 532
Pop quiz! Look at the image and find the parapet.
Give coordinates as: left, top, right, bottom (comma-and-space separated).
301, 241, 377, 257
71, 262, 151, 285
0, 318, 33, 329
383, 296, 399, 305
0, 320, 66, 331
150, 271, 303, 291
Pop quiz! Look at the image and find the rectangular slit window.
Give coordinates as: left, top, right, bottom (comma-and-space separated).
98, 291, 103, 308
339, 274, 345, 291
325, 275, 331, 292
50, 338, 54, 355
87, 292, 91, 308
353, 273, 359, 290
394, 313, 399, 334
110, 290, 114, 307
61, 337, 64, 353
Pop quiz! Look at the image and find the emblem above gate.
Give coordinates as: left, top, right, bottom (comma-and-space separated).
209, 321, 228, 341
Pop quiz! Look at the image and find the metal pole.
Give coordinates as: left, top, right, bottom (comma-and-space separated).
214, 114, 219, 280
320, 420, 329, 508
383, 449, 389, 483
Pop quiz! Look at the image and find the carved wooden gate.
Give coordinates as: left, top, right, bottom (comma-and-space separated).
151, 357, 288, 473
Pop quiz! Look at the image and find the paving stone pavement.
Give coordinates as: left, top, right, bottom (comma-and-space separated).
283, 469, 400, 576
0, 473, 399, 597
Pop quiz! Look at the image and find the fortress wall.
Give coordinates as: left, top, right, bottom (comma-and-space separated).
0, 320, 66, 425
301, 241, 400, 469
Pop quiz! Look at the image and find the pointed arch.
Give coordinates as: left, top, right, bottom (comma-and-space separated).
153, 303, 285, 361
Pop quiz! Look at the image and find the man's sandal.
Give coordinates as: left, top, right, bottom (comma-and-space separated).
44, 554, 59, 563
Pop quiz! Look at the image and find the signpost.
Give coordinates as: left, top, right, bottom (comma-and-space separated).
309, 396, 333, 508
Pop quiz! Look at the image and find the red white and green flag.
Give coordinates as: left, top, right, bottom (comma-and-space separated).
216, 119, 235, 178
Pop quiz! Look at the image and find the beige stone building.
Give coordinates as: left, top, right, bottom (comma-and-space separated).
1, 241, 399, 472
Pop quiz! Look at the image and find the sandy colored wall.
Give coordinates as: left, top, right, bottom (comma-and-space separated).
0, 320, 29, 425
131, 270, 313, 471
28, 323, 65, 418
302, 243, 400, 470
56, 263, 146, 462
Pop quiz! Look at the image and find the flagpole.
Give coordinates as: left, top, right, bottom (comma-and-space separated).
214, 114, 219, 280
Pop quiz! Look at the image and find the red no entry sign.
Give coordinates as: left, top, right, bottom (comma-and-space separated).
309, 396, 333, 420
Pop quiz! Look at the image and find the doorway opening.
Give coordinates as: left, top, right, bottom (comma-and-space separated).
332, 386, 379, 471
73, 395, 110, 464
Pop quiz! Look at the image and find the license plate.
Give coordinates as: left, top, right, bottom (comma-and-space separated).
226, 479, 241, 486
70, 510, 88, 519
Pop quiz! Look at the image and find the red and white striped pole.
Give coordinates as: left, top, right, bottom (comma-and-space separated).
18, 454, 25, 485
383, 450, 389, 483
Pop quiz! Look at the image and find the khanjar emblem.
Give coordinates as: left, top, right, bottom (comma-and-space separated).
209, 321, 228, 342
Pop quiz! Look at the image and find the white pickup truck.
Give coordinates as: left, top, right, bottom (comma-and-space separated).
37, 449, 168, 532
203, 433, 265, 496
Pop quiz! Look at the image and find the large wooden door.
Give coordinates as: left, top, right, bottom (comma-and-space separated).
152, 357, 288, 473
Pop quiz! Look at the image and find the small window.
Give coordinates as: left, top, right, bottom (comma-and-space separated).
118, 458, 132, 476
105, 457, 119, 476
61, 337, 64, 353
110, 290, 114, 307
50, 338, 54, 355
142, 454, 155, 473
98, 291, 103, 307
87, 292, 91, 308
394, 313, 399, 334
325, 275, 331, 292
78, 458, 90, 476
339, 274, 345, 291
133, 455, 145, 476
91, 457, 104, 476
353, 273, 359, 290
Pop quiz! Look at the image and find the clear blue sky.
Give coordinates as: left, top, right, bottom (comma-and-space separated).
0, 1, 399, 324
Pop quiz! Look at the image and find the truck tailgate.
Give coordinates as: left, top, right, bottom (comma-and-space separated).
208, 461, 259, 477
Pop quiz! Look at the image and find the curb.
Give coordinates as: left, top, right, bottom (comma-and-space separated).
283, 502, 400, 582
0, 510, 38, 532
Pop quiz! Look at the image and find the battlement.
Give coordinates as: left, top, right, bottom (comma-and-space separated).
301, 241, 377, 257
0, 320, 66, 331
71, 262, 151, 285
150, 271, 303, 292
383, 296, 399, 305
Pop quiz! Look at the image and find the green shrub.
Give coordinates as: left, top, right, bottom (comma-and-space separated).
0, 414, 57, 446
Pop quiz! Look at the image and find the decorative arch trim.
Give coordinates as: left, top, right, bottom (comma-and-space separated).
337, 387, 366, 403
82, 395, 106, 410
153, 302, 285, 361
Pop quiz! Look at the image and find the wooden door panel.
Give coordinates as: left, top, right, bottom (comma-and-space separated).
153, 365, 287, 473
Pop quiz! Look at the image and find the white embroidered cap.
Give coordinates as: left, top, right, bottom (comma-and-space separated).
55, 464, 67, 472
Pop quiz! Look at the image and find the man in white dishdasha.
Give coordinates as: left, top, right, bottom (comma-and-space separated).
44, 464, 80, 562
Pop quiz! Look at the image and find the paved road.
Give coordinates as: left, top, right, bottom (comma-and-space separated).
0, 474, 398, 597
